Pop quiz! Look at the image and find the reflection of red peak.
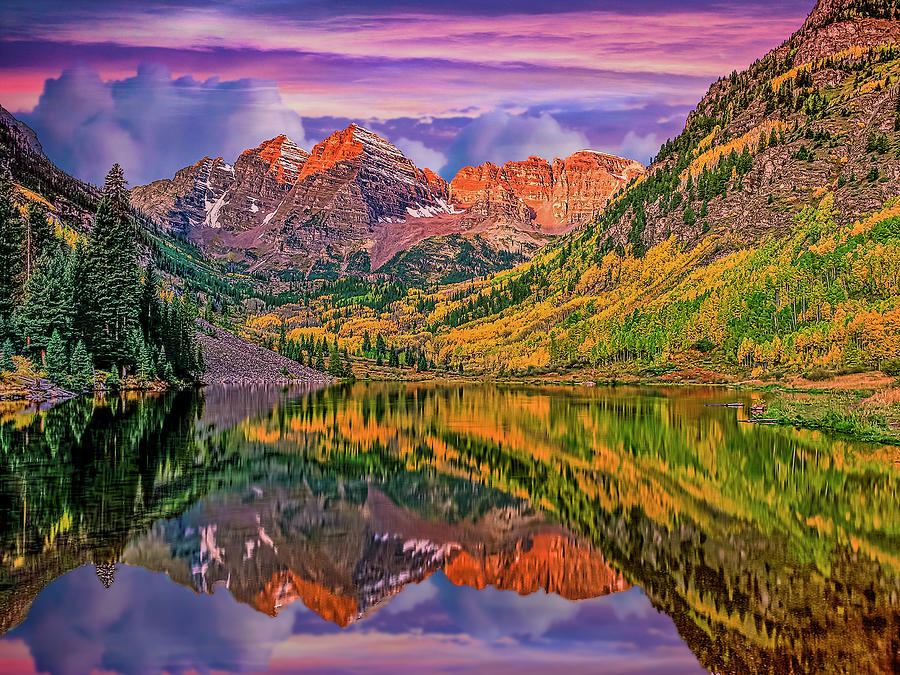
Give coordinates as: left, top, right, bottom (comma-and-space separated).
254, 570, 359, 627
444, 533, 630, 600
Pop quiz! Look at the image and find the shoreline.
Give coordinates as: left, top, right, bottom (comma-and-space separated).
5, 366, 898, 446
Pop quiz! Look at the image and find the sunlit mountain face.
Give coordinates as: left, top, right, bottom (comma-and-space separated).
0, 383, 896, 674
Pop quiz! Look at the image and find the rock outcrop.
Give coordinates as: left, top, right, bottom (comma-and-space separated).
451, 152, 645, 233
130, 124, 644, 279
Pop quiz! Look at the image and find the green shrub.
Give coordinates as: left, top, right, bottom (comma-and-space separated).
881, 359, 900, 377
803, 367, 833, 382
691, 338, 716, 353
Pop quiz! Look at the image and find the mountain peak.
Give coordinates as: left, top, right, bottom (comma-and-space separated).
243, 135, 309, 184
801, 0, 900, 32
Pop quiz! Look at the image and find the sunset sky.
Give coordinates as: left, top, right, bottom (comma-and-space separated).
0, 0, 814, 183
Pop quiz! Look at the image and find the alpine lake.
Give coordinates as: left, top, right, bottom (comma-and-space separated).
0, 382, 897, 674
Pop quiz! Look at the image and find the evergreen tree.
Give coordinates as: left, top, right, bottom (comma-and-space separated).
0, 178, 24, 321
25, 202, 55, 279
69, 341, 94, 391
341, 351, 354, 379
0, 338, 14, 373
327, 341, 343, 377
155, 345, 170, 381
389, 347, 400, 368
362, 330, 372, 353
139, 263, 159, 340
105, 369, 122, 391
17, 247, 74, 357
314, 348, 325, 372
70, 238, 94, 347
277, 320, 287, 353
87, 165, 141, 370
135, 334, 153, 384
45, 329, 68, 385
416, 352, 428, 372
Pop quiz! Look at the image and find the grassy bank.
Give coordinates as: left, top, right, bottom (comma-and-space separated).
765, 389, 900, 445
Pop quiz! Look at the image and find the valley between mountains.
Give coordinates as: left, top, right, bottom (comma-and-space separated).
3, 0, 900, 440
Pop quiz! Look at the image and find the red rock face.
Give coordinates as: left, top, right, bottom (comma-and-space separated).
450, 151, 645, 234
131, 124, 644, 275
282, 123, 452, 224
551, 151, 646, 224
210, 136, 310, 234
422, 168, 450, 201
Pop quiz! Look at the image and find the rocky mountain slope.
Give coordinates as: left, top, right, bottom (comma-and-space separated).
130, 124, 644, 281
0, 104, 100, 227
596, 0, 900, 254
197, 320, 332, 385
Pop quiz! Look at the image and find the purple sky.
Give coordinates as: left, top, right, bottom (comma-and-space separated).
0, 1, 815, 182
0, 565, 705, 674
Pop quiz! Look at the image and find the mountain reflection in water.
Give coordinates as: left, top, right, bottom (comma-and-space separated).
0, 383, 897, 674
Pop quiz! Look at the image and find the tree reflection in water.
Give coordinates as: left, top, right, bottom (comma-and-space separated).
0, 383, 897, 674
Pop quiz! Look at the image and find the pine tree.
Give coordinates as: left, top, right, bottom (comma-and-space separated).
0, 178, 24, 321
69, 340, 94, 391
0, 338, 14, 373
17, 246, 74, 357
135, 334, 153, 384
389, 347, 400, 368
70, 238, 94, 349
314, 348, 325, 371
45, 329, 68, 385
155, 345, 170, 381
277, 320, 287, 353
341, 351, 354, 379
416, 353, 428, 372
139, 262, 159, 340
87, 165, 141, 370
362, 330, 372, 354
24, 202, 55, 279
327, 341, 343, 377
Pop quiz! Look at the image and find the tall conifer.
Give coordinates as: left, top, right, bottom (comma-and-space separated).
87, 165, 141, 369
0, 178, 24, 320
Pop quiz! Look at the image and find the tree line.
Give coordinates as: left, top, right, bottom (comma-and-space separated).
0, 165, 203, 390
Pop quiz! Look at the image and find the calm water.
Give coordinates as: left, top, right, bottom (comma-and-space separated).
0, 383, 897, 674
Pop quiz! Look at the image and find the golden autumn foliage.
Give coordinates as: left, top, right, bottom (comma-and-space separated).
683, 120, 785, 180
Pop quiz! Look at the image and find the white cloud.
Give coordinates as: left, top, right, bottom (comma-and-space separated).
393, 137, 447, 172
21, 63, 309, 186
443, 111, 589, 177
618, 130, 661, 165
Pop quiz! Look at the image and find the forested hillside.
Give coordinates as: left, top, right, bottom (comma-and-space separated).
241, 0, 900, 380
